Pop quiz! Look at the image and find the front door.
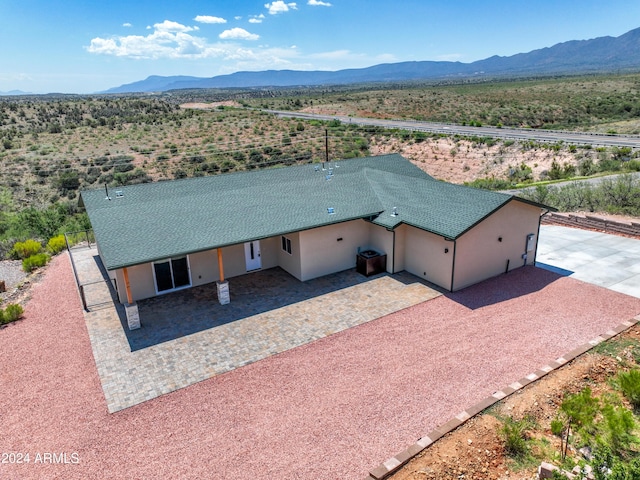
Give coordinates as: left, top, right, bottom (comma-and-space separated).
244, 240, 262, 271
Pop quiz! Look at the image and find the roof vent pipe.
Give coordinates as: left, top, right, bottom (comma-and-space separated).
105, 183, 111, 201
391, 206, 398, 217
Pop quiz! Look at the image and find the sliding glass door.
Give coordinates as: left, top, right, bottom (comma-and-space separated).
153, 256, 191, 293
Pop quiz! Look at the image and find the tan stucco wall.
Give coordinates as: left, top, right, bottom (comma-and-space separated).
260, 236, 279, 270
393, 224, 407, 273
277, 231, 302, 280
368, 223, 395, 273
403, 225, 454, 290
189, 250, 218, 287
299, 220, 369, 281
218, 243, 250, 279
452, 200, 541, 291
115, 262, 157, 303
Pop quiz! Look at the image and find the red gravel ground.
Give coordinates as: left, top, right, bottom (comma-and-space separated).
2, 253, 640, 480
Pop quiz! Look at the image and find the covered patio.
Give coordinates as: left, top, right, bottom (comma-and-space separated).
128, 266, 440, 351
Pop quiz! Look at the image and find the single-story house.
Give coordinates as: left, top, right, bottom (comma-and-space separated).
80, 154, 550, 327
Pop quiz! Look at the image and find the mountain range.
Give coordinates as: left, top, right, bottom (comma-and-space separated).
0, 90, 31, 96
103, 27, 640, 94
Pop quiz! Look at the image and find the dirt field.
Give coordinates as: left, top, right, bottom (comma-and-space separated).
369, 137, 578, 184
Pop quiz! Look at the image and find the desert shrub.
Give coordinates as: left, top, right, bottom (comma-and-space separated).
578, 157, 597, 176
500, 416, 534, 457
592, 447, 640, 480
46, 234, 66, 255
465, 177, 511, 190
113, 163, 134, 173
598, 157, 622, 172
11, 239, 42, 259
625, 159, 640, 172
2, 304, 23, 323
508, 163, 533, 183
618, 369, 640, 409
22, 253, 50, 272
599, 401, 638, 456
56, 170, 80, 192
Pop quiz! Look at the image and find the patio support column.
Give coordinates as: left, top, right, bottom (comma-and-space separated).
122, 267, 140, 330
216, 248, 230, 305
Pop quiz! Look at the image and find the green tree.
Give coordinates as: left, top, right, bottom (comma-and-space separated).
555, 387, 600, 460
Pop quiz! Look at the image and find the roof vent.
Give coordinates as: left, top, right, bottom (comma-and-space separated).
390, 206, 398, 217
327, 207, 335, 215
115, 190, 124, 198
314, 165, 320, 172
325, 167, 334, 181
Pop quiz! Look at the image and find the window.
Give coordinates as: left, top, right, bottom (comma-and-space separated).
153, 256, 191, 293
281, 235, 292, 255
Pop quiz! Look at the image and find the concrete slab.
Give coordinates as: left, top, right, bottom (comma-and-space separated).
537, 225, 640, 298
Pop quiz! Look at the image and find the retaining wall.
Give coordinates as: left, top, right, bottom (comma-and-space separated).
542, 212, 640, 238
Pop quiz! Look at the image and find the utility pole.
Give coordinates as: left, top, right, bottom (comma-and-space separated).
325, 128, 329, 164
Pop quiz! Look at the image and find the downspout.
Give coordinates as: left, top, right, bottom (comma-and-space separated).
533, 209, 550, 266
391, 228, 396, 273
450, 239, 457, 292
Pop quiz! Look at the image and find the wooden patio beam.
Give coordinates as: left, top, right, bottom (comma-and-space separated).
217, 248, 225, 282
122, 267, 133, 304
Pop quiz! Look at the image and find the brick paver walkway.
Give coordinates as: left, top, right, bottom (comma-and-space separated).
70, 246, 441, 413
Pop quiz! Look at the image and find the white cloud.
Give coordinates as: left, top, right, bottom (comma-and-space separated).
87, 21, 216, 59
249, 14, 266, 24
86, 21, 265, 59
122, 23, 132, 28
265, 1, 297, 15
235, 16, 243, 20
219, 28, 259, 41
194, 15, 227, 24
308, 0, 332, 6
154, 20, 195, 33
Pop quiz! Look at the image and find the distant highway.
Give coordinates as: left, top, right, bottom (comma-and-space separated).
265, 110, 640, 149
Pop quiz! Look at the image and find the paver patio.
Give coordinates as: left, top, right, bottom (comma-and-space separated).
70, 246, 441, 413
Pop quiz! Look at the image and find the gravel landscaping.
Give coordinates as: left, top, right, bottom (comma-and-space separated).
0, 260, 26, 301
1, 253, 640, 479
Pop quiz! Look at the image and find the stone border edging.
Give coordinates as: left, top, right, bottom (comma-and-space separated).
365, 315, 640, 480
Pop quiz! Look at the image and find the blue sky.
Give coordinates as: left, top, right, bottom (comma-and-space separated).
1, 0, 640, 94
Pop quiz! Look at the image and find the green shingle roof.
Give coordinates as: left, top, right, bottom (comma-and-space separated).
80, 154, 539, 271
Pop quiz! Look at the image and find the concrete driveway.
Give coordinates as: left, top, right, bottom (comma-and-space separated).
537, 225, 640, 298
